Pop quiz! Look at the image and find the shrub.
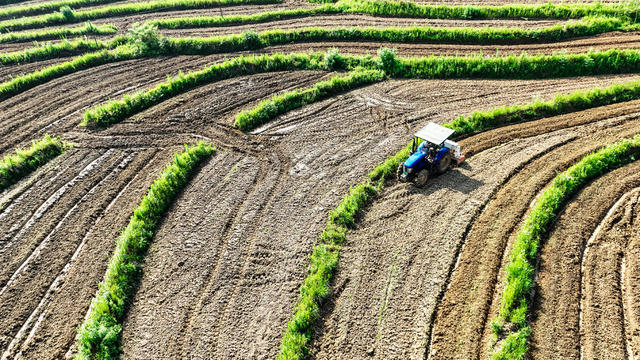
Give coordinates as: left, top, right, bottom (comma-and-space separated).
324, 47, 344, 70
60, 5, 75, 19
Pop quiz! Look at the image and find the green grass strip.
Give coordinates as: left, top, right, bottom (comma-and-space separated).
0, 0, 126, 21
0, 0, 280, 32
74, 141, 214, 360
278, 181, 379, 360
80, 52, 328, 127
0, 134, 68, 192
74, 47, 640, 128
235, 68, 385, 131
490, 134, 640, 359
0, 43, 137, 100
0, 36, 126, 66
337, 0, 633, 21
0, 23, 117, 44
155, 16, 626, 44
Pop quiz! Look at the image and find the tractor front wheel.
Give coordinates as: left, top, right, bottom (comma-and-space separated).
415, 169, 429, 187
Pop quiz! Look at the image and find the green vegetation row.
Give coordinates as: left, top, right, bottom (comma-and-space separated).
235, 68, 385, 131
59, 46, 640, 127
155, 16, 629, 45
490, 134, 640, 359
80, 52, 328, 127
0, 36, 125, 66
0, 0, 124, 21
278, 181, 379, 360
0, 134, 68, 192
0, 22, 116, 44
337, 0, 636, 21
74, 141, 214, 360
0, 0, 280, 32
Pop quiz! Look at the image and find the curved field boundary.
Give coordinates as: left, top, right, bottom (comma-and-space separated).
490, 134, 640, 359
74, 142, 213, 360
0, 23, 116, 44
0, 134, 68, 192
0, 36, 127, 65
75, 48, 640, 129
0, 0, 281, 32
0, 0, 133, 21
236, 68, 385, 130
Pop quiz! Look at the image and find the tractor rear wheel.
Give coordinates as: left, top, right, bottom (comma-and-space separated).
415, 169, 429, 187
437, 152, 452, 174
397, 164, 404, 181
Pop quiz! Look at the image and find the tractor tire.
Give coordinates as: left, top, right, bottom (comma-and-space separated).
415, 169, 429, 187
436, 152, 452, 174
397, 163, 404, 182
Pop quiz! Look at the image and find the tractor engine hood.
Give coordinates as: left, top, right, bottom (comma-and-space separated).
404, 150, 425, 168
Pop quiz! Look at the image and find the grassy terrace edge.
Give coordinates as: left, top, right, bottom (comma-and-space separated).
74, 141, 214, 360
0, 23, 116, 44
490, 134, 640, 359
0, 0, 280, 32
77, 46, 640, 128
0, 134, 68, 192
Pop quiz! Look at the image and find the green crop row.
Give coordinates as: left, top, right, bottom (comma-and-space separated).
337, 0, 634, 21
0, 36, 125, 66
278, 181, 379, 360
0, 134, 68, 192
0, 43, 138, 100
155, 16, 628, 44
74, 141, 214, 360
0, 0, 124, 21
72, 46, 640, 128
490, 134, 640, 359
0, 22, 116, 44
235, 68, 385, 131
0, 0, 280, 32
80, 52, 328, 127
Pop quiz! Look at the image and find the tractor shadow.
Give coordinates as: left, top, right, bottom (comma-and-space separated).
410, 162, 484, 196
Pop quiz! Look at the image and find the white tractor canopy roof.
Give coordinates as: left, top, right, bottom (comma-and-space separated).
414, 122, 455, 145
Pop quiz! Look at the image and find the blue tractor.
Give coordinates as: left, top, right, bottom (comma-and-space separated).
397, 122, 465, 187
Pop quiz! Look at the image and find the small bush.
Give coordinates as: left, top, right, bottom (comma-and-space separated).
128, 22, 167, 54
324, 47, 344, 70
60, 6, 75, 19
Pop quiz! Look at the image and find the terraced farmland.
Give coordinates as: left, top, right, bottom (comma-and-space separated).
1, 0, 640, 358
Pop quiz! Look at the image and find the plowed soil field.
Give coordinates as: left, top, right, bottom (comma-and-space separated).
2, 0, 640, 359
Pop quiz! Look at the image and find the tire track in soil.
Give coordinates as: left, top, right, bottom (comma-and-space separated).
527, 161, 640, 360
428, 102, 640, 360
580, 186, 640, 359
0, 146, 178, 359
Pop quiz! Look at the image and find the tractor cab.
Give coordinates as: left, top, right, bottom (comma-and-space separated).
397, 122, 465, 187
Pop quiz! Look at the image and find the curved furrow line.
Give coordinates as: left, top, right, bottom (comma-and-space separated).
428, 104, 640, 360
0, 149, 104, 259
579, 185, 640, 359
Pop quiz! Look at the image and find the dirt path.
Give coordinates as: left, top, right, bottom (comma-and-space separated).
428, 102, 640, 360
